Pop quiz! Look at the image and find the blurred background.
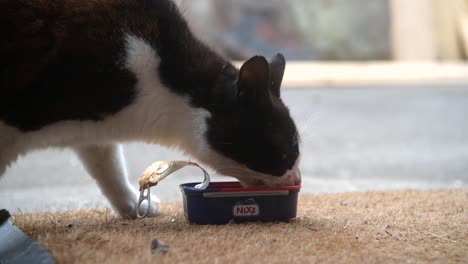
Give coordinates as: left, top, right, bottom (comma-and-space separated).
1, 0, 468, 213
181, 0, 467, 61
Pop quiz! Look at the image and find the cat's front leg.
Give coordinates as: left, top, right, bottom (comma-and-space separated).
74, 144, 160, 218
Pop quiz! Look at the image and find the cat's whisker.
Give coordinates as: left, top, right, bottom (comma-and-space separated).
294, 112, 321, 144
293, 112, 319, 144
299, 112, 321, 134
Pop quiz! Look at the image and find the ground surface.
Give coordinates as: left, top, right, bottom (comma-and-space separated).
12, 189, 468, 264
1, 83, 468, 212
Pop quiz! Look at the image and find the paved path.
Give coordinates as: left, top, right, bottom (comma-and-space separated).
1, 83, 467, 213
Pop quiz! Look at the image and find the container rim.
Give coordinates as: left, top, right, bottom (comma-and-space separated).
180, 181, 301, 193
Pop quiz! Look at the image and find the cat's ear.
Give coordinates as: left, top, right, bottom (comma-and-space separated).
269, 53, 286, 98
238, 56, 271, 106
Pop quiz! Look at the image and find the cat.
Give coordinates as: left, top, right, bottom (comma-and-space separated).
0, 0, 301, 218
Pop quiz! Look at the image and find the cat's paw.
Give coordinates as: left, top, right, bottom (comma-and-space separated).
115, 194, 161, 219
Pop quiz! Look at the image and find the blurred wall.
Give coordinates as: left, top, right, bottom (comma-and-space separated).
391, 0, 468, 61
292, 0, 390, 60
180, 0, 466, 61
181, 0, 390, 60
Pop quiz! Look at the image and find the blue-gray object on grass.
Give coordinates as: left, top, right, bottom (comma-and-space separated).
0, 209, 55, 264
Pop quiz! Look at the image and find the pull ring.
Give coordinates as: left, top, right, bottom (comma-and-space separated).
137, 182, 151, 219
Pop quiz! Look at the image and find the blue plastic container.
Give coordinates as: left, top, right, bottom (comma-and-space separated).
180, 182, 300, 224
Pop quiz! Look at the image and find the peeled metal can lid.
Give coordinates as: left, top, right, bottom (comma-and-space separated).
137, 160, 210, 218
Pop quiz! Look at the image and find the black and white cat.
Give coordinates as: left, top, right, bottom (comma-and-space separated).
0, 0, 301, 218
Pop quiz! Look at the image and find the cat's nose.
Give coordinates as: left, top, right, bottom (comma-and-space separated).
291, 168, 301, 185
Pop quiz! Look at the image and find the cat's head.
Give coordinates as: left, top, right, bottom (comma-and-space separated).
195, 54, 301, 187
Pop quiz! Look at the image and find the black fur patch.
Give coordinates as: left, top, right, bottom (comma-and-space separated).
0, 0, 143, 131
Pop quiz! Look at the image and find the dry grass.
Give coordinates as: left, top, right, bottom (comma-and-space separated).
12, 189, 468, 264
